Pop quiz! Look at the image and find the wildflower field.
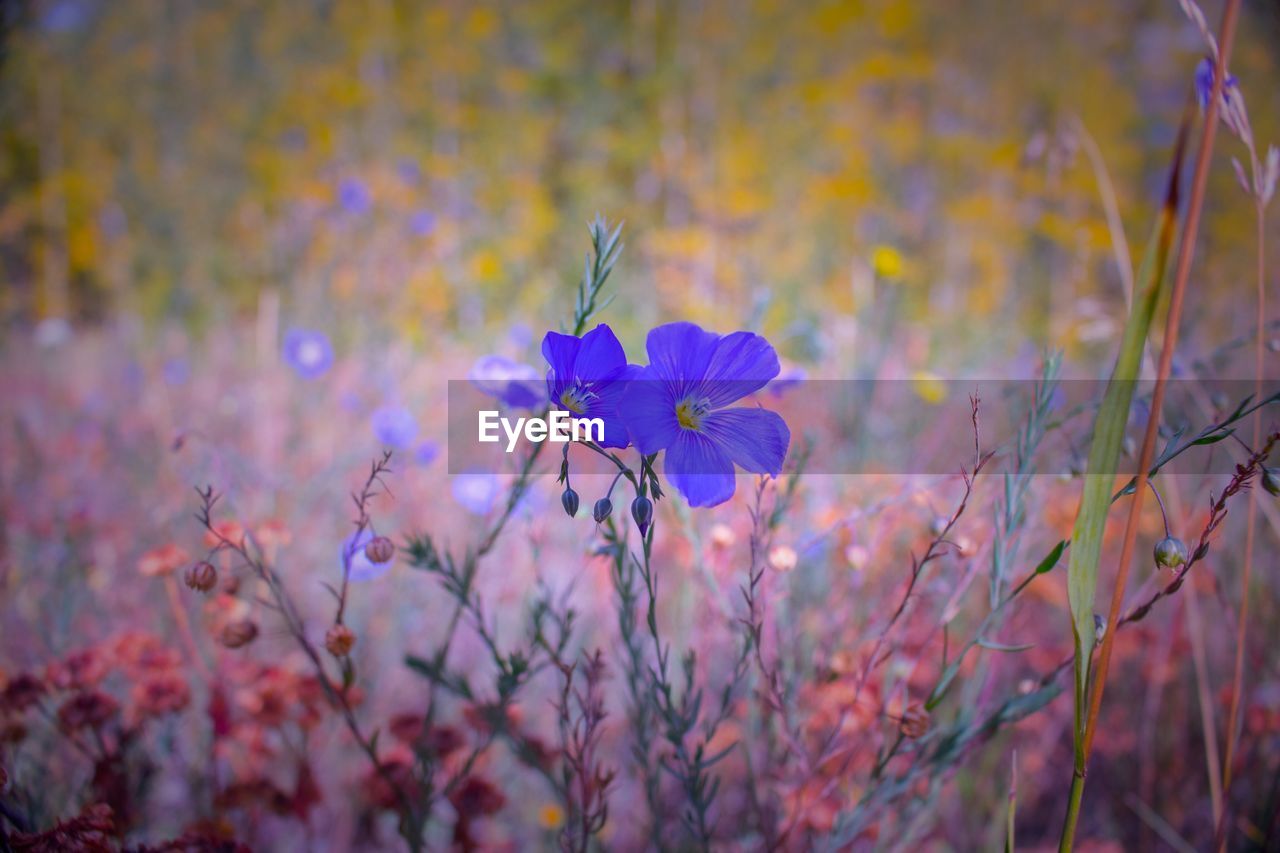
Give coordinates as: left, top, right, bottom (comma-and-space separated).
3, 0, 1280, 850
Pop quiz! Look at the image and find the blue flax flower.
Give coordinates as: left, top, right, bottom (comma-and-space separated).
619, 322, 789, 507
372, 405, 418, 448
283, 328, 334, 379
1194, 56, 1238, 110
542, 324, 638, 449
470, 355, 543, 409
452, 471, 500, 515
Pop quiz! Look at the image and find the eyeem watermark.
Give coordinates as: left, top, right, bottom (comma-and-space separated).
478, 409, 604, 452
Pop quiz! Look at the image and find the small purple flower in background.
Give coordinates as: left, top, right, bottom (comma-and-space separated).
338, 178, 372, 216
163, 358, 190, 386
508, 323, 533, 349
342, 529, 393, 582
452, 471, 501, 515
408, 209, 436, 237
372, 405, 418, 449
470, 355, 543, 409
414, 440, 440, 466
282, 328, 334, 379
396, 159, 422, 184
1194, 56, 1238, 110
42, 0, 90, 34
619, 322, 790, 508
542, 324, 638, 449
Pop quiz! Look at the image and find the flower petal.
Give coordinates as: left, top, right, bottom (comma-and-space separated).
702, 406, 790, 476
617, 369, 681, 453
644, 322, 719, 393
573, 324, 629, 382
665, 429, 737, 507
541, 332, 582, 396
700, 331, 781, 407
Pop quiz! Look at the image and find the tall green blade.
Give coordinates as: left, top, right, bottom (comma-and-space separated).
1065, 123, 1185, 742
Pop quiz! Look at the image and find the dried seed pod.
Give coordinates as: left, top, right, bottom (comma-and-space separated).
325, 624, 356, 657
364, 535, 395, 564
220, 619, 259, 649
899, 702, 929, 739
184, 561, 218, 593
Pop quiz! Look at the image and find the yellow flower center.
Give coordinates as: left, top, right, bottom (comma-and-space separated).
559, 386, 588, 414
676, 397, 710, 431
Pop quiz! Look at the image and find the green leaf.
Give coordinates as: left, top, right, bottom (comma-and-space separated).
977, 638, 1035, 653
1065, 123, 1183, 748
1190, 429, 1233, 446
1034, 540, 1068, 574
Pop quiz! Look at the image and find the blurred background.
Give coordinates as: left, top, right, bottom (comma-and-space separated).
1, 0, 1276, 368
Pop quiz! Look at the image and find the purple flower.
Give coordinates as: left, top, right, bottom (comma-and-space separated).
408, 209, 437, 236
414, 440, 440, 466
342, 529, 392, 582
372, 405, 418, 448
338, 178, 372, 216
1194, 56, 1238, 110
283, 328, 334, 379
542, 324, 638, 449
163, 358, 190, 386
452, 471, 501, 515
618, 322, 790, 507
470, 355, 543, 409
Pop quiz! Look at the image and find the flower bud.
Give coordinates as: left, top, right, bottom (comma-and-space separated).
1263, 467, 1280, 497
219, 618, 259, 649
592, 497, 613, 524
561, 487, 580, 517
325, 624, 356, 657
1153, 536, 1188, 569
630, 496, 653, 535
364, 535, 395, 564
184, 561, 218, 593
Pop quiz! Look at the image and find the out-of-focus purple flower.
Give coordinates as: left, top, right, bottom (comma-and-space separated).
34, 317, 73, 349
768, 366, 807, 398
470, 355, 543, 409
408, 209, 436, 236
452, 471, 500, 515
342, 528, 393, 582
507, 323, 533, 349
42, 0, 91, 33
279, 128, 307, 151
163, 358, 190, 386
372, 405, 418, 448
1194, 56, 1238, 110
397, 159, 421, 184
618, 322, 790, 508
414, 440, 440, 466
542, 324, 639, 449
282, 328, 334, 379
338, 178, 372, 216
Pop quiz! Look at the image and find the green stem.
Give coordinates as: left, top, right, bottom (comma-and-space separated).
1060, 771, 1086, 853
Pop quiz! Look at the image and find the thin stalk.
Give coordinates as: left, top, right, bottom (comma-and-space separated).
1219, 189, 1267, 850
1059, 2, 1242, 847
